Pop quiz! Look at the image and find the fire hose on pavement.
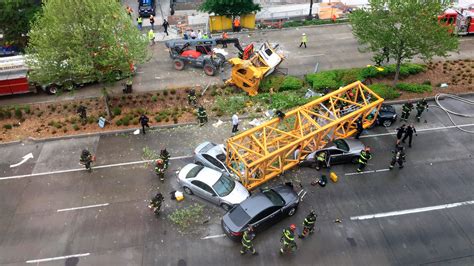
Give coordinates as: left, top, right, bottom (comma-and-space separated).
433, 93, 474, 134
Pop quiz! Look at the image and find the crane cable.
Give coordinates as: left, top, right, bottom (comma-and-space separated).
432, 93, 474, 134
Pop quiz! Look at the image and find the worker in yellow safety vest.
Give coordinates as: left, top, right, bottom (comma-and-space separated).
299, 33, 307, 48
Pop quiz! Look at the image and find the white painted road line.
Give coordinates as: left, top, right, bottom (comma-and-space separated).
350, 200, 474, 221
201, 234, 226, 240
57, 203, 109, 212
361, 123, 474, 138
26, 253, 90, 263
345, 168, 390, 176
0, 155, 193, 181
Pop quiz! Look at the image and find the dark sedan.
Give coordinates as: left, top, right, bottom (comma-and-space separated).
372, 104, 397, 127
221, 183, 300, 241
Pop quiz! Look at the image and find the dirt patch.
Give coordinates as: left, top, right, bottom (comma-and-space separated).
373, 59, 474, 100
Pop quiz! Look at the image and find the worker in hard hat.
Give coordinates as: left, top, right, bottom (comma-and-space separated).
299, 33, 307, 48
280, 224, 297, 254
357, 147, 372, 173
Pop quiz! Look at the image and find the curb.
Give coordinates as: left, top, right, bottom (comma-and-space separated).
384, 91, 474, 105
224, 21, 350, 37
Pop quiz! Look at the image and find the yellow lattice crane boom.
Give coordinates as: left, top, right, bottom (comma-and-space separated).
226, 81, 384, 190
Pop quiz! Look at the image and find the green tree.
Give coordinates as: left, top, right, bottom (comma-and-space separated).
0, 0, 41, 50
349, 0, 458, 86
199, 0, 261, 18
26, 0, 148, 88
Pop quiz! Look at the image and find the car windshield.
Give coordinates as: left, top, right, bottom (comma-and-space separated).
216, 153, 226, 162
328, 139, 349, 152
186, 165, 204, 179
228, 205, 251, 227
262, 189, 285, 206
140, 0, 152, 6
212, 174, 235, 197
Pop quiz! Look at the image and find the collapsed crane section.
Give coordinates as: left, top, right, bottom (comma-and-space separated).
226, 81, 384, 190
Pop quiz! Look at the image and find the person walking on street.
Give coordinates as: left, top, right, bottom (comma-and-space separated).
160, 149, 170, 169
402, 124, 417, 148
240, 226, 258, 255
148, 192, 164, 215
80, 149, 94, 172
197, 30, 202, 39
137, 16, 143, 31
139, 114, 150, 134
197, 106, 208, 126
162, 19, 169, 36
400, 102, 413, 122
148, 29, 155, 46
299, 33, 307, 48
395, 124, 406, 145
357, 147, 372, 173
190, 30, 197, 39
389, 145, 406, 170
355, 117, 363, 139
232, 113, 239, 134
149, 15, 155, 30
299, 210, 317, 239
280, 224, 297, 255
416, 98, 429, 122
222, 32, 229, 48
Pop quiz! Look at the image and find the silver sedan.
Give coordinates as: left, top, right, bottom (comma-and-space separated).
177, 163, 250, 211
194, 141, 233, 176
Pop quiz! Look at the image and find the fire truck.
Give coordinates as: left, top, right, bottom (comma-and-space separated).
438, 5, 474, 35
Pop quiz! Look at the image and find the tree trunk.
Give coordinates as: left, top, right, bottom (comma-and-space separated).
102, 88, 112, 119
392, 56, 402, 87
308, 0, 314, 20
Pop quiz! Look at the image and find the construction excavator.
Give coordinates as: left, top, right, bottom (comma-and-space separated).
224, 81, 384, 190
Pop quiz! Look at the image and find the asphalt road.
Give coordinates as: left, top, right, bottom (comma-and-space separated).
1, 25, 474, 106
1, 96, 474, 265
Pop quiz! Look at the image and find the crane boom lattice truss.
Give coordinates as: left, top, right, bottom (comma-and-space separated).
226, 81, 384, 190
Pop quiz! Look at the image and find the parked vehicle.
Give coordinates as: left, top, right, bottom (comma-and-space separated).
221, 183, 299, 240
438, 5, 474, 35
177, 163, 249, 211
373, 104, 397, 128
300, 138, 366, 167
138, 0, 156, 17
194, 141, 233, 176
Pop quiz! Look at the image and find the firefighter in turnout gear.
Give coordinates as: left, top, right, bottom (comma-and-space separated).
299, 210, 317, 239
416, 98, 428, 122
389, 145, 406, 169
80, 149, 94, 172
155, 159, 166, 182
197, 106, 208, 126
357, 147, 372, 172
316, 151, 327, 170
160, 149, 170, 169
187, 89, 197, 106
280, 224, 297, 255
400, 102, 413, 122
240, 226, 258, 255
148, 192, 164, 215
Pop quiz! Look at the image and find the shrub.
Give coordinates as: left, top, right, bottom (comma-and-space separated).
173, 117, 178, 124
269, 91, 311, 110
422, 80, 432, 85
23, 105, 31, 114
170, 89, 177, 95
396, 83, 432, 93
112, 107, 122, 116
339, 69, 360, 85
155, 116, 162, 123
3, 124, 12, 130
163, 90, 169, 96
306, 70, 341, 90
14, 108, 23, 119
280, 76, 303, 91
369, 84, 401, 100
259, 75, 285, 93
132, 118, 139, 125
215, 95, 248, 114
73, 123, 80, 130
115, 120, 123, 126
51, 130, 57, 134
151, 95, 158, 102
87, 116, 96, 124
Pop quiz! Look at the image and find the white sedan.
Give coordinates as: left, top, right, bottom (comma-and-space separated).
177, 163, 250, 211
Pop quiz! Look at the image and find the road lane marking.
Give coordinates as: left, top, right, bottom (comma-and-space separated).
0, 155, 193, 181
201, 234, 226, 240
345, 168, 390, 176
57, 203, 109, 212
350, 200, 474, 221
361, 123, 474, 138
10, 153, 34, 168
26, 253, 90, 263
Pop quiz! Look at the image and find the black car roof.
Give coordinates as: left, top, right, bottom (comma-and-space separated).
240, 193, 274, 217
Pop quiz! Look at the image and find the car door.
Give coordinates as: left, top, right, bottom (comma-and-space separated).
249, 206, 281, 230
190, 180, 219, 204
327, 149, 345, 165
202, 154, 222, 171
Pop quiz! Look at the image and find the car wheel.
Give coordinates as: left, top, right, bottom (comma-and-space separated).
195, 161, 204, 166
173, 59, 185, 71
203, 64, 216, 76
287, 207, 297, 216
221, 203, 232, 211
45, 84, 58, 95
351, 156, 359, 164
183, 186, 193, 195
382, 119, 393, 127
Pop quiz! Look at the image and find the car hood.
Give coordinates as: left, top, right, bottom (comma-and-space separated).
344, 139, 366, 153
221, 182, 250, 205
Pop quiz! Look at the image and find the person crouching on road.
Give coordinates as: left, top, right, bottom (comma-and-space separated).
389, 145, 406, 170
280, 224, 297, 255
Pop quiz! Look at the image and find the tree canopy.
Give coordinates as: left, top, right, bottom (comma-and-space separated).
199, 0, 261, 17
0, 0, 41, 50
349, 0, 459, 85
26, 0, 149, 88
